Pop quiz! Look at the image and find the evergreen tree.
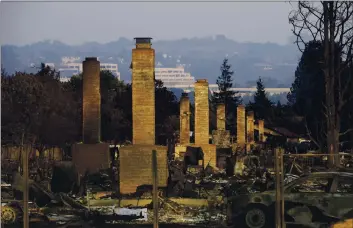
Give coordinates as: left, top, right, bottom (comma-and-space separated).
287, 40, 353, 151
213, 58, 240, 106
212, 58, 240, 132
1, 65, 7, 77
250, 77, 273, 120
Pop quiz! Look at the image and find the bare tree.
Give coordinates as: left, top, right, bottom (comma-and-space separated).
289, 1, 353, 166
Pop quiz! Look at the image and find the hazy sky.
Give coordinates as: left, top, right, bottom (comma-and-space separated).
0, 1, 295, 46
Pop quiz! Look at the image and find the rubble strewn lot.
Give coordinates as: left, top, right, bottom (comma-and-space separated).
2, 150, 353, 228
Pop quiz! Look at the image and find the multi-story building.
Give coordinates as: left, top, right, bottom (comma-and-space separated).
100, 63, 120, 79
168, 84, 290, 96
155, 66, 195, 87
45, 57, 121, 82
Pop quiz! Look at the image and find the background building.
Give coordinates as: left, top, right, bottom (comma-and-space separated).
45, 57, 121, 82
167, 83, 290, 97
155, 65, 195, 87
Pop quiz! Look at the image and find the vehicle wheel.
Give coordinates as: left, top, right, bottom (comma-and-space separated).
244, 206, 269, 228
1, 206, 18, 224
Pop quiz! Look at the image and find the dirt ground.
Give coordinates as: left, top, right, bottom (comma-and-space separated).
5, 222, 228, 228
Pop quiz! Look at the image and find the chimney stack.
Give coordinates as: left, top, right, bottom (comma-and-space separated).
132, 37, 155, 144
82, 57, 101, 144
216, 103, 226, 130
194, 79, 209, 145
180, 93, 190, 144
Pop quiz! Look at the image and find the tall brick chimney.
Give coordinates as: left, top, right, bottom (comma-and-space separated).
236, 105, 246, 146
82, 57, 101, 144
247, 111, 255, 145
194, 79, 209, 145
216, 103, 226, 130
180, 93, 190, 144
132, 37, 155, 145
258, 119, 265, 142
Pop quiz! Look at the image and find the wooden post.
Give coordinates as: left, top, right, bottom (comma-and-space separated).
280, 148, 285, 228
23, 146, 29, 228
152, 150, 159, 228
274, 148, 280, 228
275, 148, 285, 228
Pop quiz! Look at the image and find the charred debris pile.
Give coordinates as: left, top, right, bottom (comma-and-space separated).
1, 145, 352, 226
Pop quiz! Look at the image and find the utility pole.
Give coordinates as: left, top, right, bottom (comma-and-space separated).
152, 150, 159, 228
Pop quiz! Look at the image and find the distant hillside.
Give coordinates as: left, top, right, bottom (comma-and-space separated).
1, 36, 300, 87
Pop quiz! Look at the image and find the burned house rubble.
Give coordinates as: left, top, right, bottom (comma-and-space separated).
2, 38, 353, 228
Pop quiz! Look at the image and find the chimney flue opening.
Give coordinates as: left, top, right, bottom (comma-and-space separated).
85, 57, 98, 61
134, 37, 152, 45
181, 92, 189, 97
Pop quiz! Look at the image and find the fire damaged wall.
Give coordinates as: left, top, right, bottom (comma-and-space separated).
119, 145, 168, 194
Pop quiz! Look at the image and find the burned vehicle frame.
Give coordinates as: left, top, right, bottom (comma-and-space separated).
226, 172, 353, 228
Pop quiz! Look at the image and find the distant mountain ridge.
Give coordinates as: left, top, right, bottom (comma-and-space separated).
1, 36, 300, 87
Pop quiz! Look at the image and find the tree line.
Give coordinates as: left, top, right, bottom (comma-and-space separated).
1, 64, 179, 156
214, 2, 353, 161
3, 45, 351, 157
288, 1, 353, 162
1, 59, 285, 154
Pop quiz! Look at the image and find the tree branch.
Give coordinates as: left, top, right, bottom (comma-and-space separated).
304, 117, 322, 149
340, 128, 353, 137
